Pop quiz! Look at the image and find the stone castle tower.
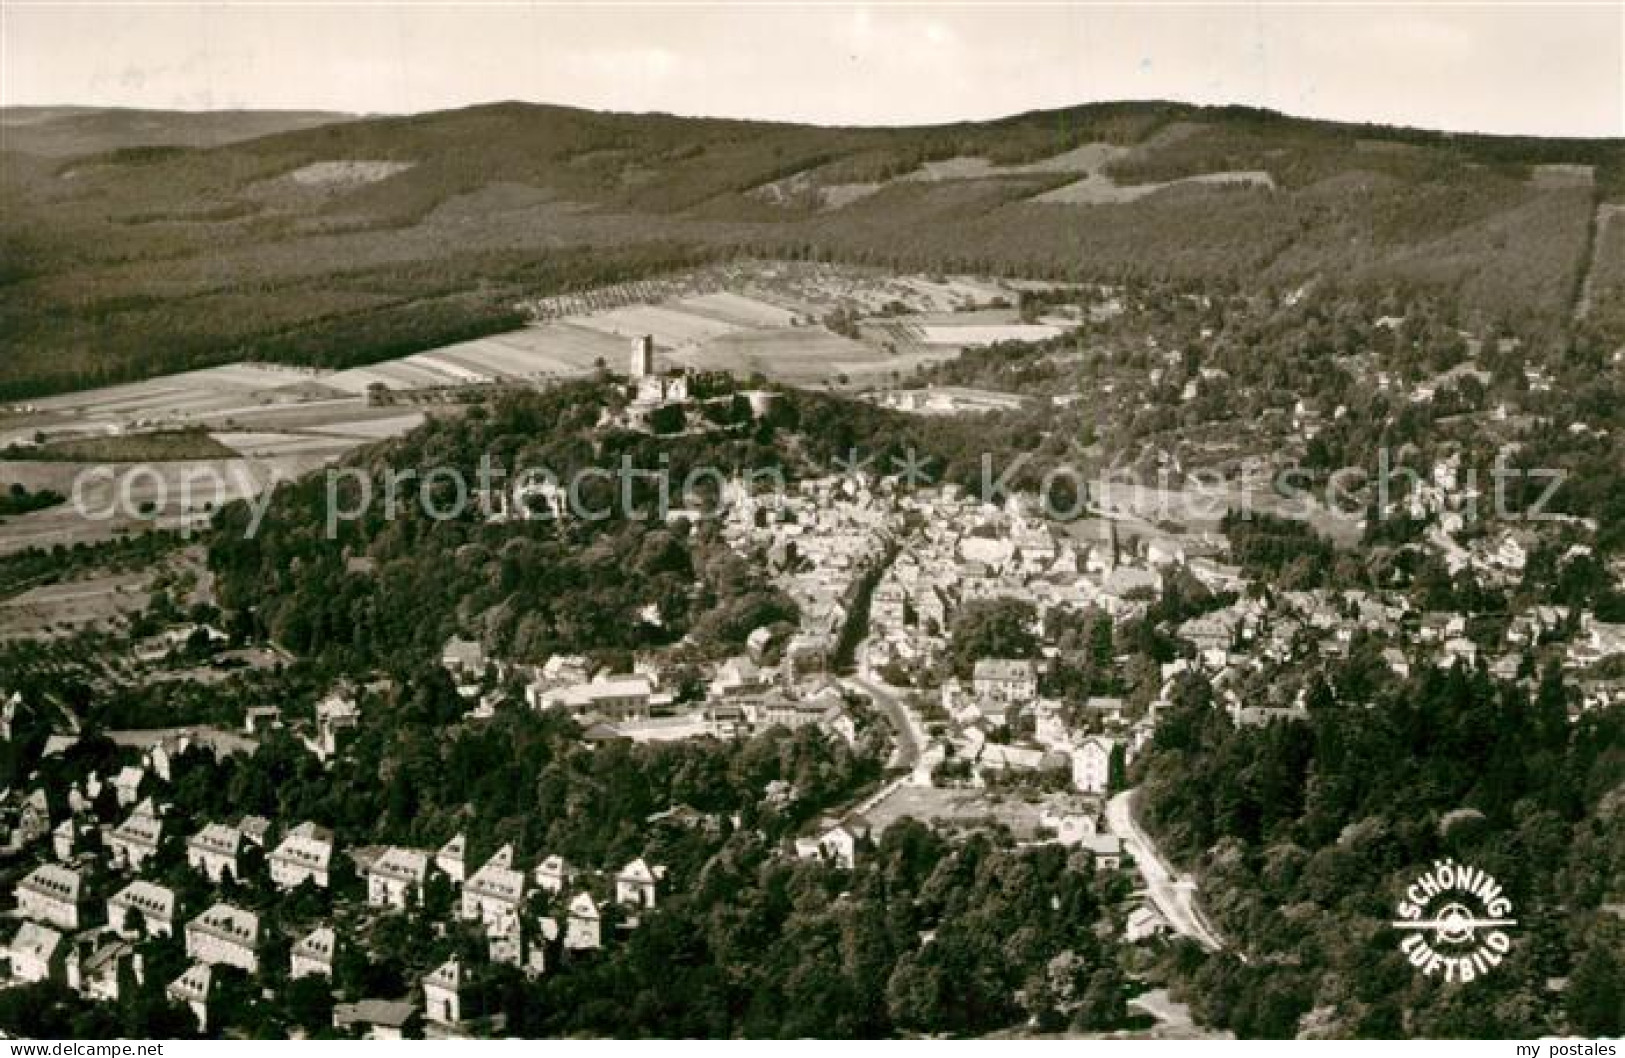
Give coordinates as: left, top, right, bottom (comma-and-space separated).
630, 335, 655, 379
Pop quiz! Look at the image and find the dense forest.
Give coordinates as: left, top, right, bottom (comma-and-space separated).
1139, 659, 1625, 1038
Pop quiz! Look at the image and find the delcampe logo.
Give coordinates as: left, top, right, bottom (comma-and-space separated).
1393, 859, 1517, 983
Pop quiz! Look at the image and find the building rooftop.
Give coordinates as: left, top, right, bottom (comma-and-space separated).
109, 880, 176, 921
18, 863, 82, 904
187, 903, 260, 948
188, 822, 241, 858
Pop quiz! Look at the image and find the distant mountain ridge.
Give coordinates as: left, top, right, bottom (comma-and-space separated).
2, 99, 1623, 399
0, 106, 356, 157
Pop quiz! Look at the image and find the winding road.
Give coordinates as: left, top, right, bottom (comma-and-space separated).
845, 672, 925, 769
1106, 788, 1227, 952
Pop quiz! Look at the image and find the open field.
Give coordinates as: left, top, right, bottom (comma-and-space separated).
918, 323, 1066, 345
0, 264, 1032, 555
8, 428, 239, 462
0, 567, 153, 640
0, 364, 344, 447
862, 783, 1049, 837
329, 265, 1033, 391
0, 544, 210, 640
1035, 169, 1275, 205
0, 454, 331, 555
325, 322, 627, 392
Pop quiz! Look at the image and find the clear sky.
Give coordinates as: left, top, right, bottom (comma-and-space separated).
3, 3, 1622, 138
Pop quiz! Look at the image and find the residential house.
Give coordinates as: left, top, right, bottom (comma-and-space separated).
614, 858, 662, 910
184, 903, 259, 974
16, 863, 84, 931
565, 893, 601, 951
462, 846, 525, 932
972, 659, 1039, 704
423, 958, 463, 1027
65, 935, 143, 1002
436, 833, 467, 885
108, 798, 164, 871
367, 847, 429, 909
112, 765, 145, 808
795, 819, 867, 870
106, 880, 176, 938
313, 690, 361, 761
186, 822, 242, 884
270, 822, 334, 890
168, 963, 215, 1032
533, 855, 569, 895
51, 818, 91, 862
237, 815, 273, 848
1071, 736, 1117, 796
7, 790, 51, 851
4, 922, 65, 984
290, 926, 336, 980
334, 1000, 418, 1040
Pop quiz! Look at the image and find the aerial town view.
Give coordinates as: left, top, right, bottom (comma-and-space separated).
0, 2, 1621, 1048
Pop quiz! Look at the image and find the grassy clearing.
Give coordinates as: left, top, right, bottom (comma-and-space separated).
8, 428, 238, 462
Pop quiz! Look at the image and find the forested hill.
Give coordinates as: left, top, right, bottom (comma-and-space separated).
1139, 659, 1625, 1038
4, 99, 1624, 397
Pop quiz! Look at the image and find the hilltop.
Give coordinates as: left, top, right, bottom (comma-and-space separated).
3, 99, 1623, 398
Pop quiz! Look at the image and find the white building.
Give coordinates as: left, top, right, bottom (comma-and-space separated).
313, 689, 361, 760
539, 675, 654, 721
112, 765, 145, 808
436, 833, 467, 885
630, 334, 655, 379
16, 863, 84, 931
1071, 736, 1117, 796
108, 798, 164, 871
972, 659, 1039, 704
270, 822, 334, 890
462, 845, 525, 932
290, 926, 336, 980
367, 847, 429, 909
614, 857, 662, 910
5, 922, 64, 984
533, 854, 569, 895
168, 963, 215, 1032
794, 821, 865, 870
565, 892, 601, 951
423, 959, 463, 1026
65, 935, 143, 1002
186, 822, 242, 884
184, 903, 260, 974
106, 880, 176, 938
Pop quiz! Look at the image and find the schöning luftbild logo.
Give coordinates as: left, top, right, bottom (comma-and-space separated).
1392, 859, 1517, 983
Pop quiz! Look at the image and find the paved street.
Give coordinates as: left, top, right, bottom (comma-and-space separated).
1107, 788, 1226, 952
845, 674, 925, 769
